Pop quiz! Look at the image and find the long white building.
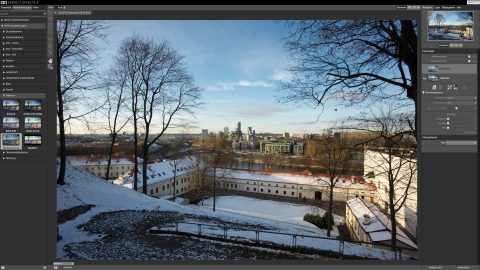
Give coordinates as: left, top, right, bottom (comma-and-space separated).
215, 169, 378, 202
66, 155, 142, 179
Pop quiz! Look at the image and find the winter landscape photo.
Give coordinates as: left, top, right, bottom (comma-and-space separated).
56, 20, 418, 261
428, 11, 474, 41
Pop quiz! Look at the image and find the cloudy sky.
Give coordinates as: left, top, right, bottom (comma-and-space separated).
77, 20, 365, 134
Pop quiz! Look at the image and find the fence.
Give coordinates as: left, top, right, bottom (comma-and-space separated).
149, 221, 416, 260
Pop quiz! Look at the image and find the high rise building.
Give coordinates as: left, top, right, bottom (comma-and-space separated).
224, 126, 229, 135
201, 129, 208, 138
236, 122, 242, 133
248, 127, 252, 135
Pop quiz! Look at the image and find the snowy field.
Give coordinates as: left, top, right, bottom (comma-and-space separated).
57, 165, 415, 260
197, 196, 344, 231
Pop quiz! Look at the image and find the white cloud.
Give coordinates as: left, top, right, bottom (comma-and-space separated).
208, 80, 275, 91
270, 69, 293, 81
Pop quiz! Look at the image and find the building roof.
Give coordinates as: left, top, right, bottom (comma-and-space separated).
218, 169, 375, 190
66, 155, 143, 166
346, 198, 417, 249
118, 157, 196, 189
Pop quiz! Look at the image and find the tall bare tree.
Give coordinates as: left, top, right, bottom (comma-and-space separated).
56, 20, 107, 185
133, 36, 202, 195
115, 36, 143, 190
308, 130, 351, 237
345, 108, 417, 251
102, 67, 131, 180
278, 20, 417, 135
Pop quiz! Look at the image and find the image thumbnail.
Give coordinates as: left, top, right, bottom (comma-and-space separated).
3, 117, 20, 129
428, 11, 474, 41
2, 100, 20, 112
24, 117, 41, 129
25, 99, 42, 112
24, 135, 42, 145
1, 133, 22, 150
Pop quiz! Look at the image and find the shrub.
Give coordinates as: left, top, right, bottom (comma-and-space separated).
303, 212, 334, 230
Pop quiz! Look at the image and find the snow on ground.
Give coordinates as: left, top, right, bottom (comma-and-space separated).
58, 165, 414, 260
197, 196, 344, 232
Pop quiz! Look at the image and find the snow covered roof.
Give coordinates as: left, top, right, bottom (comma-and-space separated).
119, 157, 196, 189
66, 155, 143, 166
218, 169, 375, 190
346, 198, 417, 249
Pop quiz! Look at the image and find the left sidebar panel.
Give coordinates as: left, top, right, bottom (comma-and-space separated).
0, 4, 49, 267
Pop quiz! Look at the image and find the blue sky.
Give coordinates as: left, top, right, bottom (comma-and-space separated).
428, 11, 473, 26
86, 20, 363, 134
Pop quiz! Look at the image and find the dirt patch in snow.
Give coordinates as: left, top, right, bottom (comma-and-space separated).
57, 204, 95, 225
62, 209, 329, 260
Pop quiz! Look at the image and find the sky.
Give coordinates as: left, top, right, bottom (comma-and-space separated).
428, 11, 473, 26
72, 20, 368, 134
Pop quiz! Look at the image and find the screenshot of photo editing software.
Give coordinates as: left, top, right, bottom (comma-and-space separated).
0, 2, 478, 270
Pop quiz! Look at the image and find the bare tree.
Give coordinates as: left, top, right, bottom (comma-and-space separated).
278, 20, 417, 134
170, 141, 188, 200
101, 67, 131, 180
308, 130, 351, 237
133, 36, 202, 195
344, 108, 417, 251
200, 134, 235, 211
115, 36, 143, 190
56, 20, 108, 185
244, 152, 257, 171
192, 152, 210, 202
435, 13, 446, 30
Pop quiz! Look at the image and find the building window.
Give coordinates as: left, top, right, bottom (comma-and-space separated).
253, 188, 256, 191
247, 181, 249, 185
275, 190, 278, 194
167, 184, 169, 189
150, 189, 153, 195
268, 189, 271, 193
300, 186, 303, 189
247, 187, 249, 191
261, 183, 263, 185
235, 184, 237, 188
292, 186, 294, 189
261, 189, 263, 192
283, 191, 286, 195
291, 192, 295, 196
155, 187, 158, 193
162, 185, 165, 191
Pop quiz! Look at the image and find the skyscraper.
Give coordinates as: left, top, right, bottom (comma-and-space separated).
248, 127, 252, 135
224, 126, 229, 135
236, 122, 242, 133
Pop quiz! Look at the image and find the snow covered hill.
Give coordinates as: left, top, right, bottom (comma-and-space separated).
57, 165, 414, 260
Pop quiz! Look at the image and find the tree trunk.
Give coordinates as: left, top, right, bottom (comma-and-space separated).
213, 168, 216, 212
327, 182, 334, 237
105, 133, 116, 180
142, 139, 149, 195
133, 117, 138, 191
172, 163, 177, 200
388, 151, 397, 252
56, 58, 66, 185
